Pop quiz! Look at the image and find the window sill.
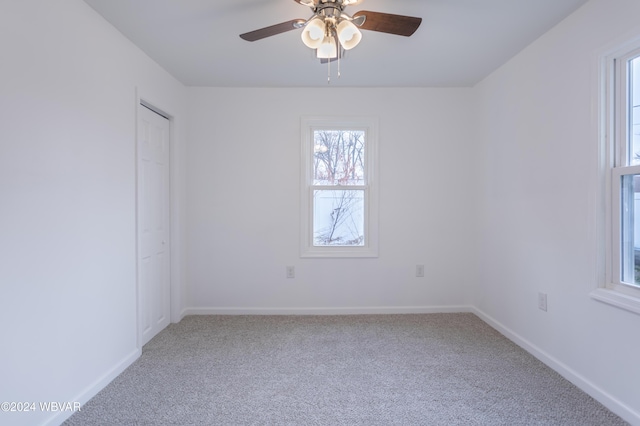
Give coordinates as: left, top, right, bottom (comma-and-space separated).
590, 288, 640, 315
300, 246, 378, 258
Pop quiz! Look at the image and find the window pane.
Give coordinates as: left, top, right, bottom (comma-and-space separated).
630, 56, 640, 165
313, 130, 365, 185
313, 190, 364, 246
621, 174, 640, 286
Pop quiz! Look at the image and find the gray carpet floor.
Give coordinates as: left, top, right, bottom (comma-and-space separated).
64, 313, 627, 425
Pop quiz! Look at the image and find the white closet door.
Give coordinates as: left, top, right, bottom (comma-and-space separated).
137, 104, 170, 346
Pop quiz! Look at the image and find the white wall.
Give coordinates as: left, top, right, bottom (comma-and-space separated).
185, 87, 475, 314
473, 0, 640, 422
0, 1, 187, 425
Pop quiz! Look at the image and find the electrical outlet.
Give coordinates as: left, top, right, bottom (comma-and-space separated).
538, 292, 548, 312
286, 266, 295, 279
416, 264, 425, 278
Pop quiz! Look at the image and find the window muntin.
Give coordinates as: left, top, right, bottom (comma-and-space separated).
301, 117, 378, 257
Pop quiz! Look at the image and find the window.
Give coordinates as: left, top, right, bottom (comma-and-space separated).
300, 117, 378, 257
594, 41, 640, 314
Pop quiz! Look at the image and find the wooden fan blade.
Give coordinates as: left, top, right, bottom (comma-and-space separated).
240, 19, 305, 42
352, 10, 422, 36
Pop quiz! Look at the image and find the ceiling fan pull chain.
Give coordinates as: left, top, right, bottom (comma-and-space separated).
327, 53, 331, 84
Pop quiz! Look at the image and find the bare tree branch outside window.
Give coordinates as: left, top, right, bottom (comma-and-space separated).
312, 130, 366, 246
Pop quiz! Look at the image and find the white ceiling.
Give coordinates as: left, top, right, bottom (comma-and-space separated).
83, 0, 589, 88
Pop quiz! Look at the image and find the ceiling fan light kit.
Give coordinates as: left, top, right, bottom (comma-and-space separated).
239, 0, 422, 82
317, 35, 338, 59
301, 17, 325, 48
336, 20, 362, 50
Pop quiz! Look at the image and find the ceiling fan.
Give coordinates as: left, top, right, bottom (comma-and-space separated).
239, 0, 422, 62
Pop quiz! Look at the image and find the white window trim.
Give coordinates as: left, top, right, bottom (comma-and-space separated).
592, 38, 640, 315
300, 116, 379, 258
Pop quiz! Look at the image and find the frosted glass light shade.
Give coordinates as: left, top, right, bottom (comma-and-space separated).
316, 36, 337, 59
337, 20, 362, 50
301, 18, 325, 49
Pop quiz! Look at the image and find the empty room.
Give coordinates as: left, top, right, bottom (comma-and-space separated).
1, 0, 640, 425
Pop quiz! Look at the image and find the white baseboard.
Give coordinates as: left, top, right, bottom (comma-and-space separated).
41, 348, 141, 426
176, 307, 189, 322
471, 307, 640, 426
183, 305, 474, 316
